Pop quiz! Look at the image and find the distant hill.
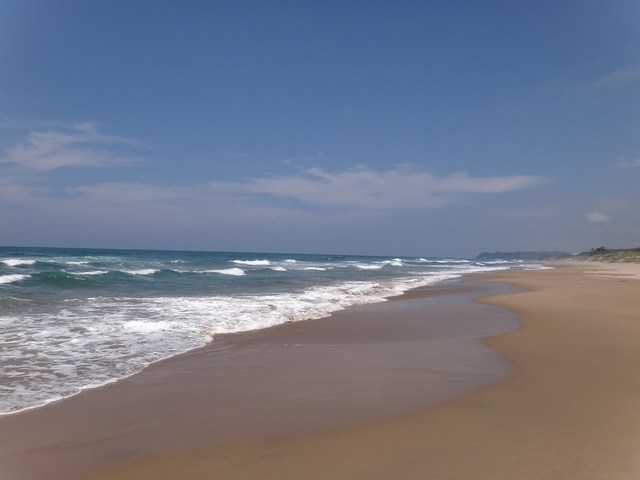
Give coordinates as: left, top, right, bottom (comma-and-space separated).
576, 247, 640, 263
475, 251, 573, 261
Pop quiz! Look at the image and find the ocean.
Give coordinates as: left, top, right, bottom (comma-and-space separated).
0, 246, 545, 415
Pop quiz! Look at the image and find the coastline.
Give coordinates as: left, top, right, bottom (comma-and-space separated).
0, 278, 519, 480
3, 262, 640, 479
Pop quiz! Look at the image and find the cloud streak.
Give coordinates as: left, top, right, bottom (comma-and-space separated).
1, 123, 138, 171
616, 157, 640, 169
588, 67, 640, 90
240, 166, 544, 208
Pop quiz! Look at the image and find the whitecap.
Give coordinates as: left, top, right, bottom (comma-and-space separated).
270, 267, 287, 272
303, 267, 327, 271
356, 264, 383, 270
382, 259, 403, 267
0, 274, 30, 285
124, 269, 158, 276
231, 259, 271, 266
207, 268, 246, 276
2, 259, 36, 267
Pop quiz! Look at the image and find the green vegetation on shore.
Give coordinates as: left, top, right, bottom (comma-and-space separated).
475, 248, 640, 263
582, 247, 640, 263
475, 251, 572, 261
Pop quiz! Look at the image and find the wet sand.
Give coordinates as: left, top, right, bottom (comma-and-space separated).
0, 280, 519, 480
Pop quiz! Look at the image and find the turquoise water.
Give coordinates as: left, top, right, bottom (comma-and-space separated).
0, 246, 544, 415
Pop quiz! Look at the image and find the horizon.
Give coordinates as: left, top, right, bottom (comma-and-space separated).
1, 1, 639, 258
5, 243, 631, 260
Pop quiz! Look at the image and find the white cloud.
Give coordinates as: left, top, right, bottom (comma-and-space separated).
615, 157, 640, 169
241, 166, 544, 208
586, 211, 611, 224
0, 178, 36, 202
589, 67, 640, 90
1, 123, 137, 171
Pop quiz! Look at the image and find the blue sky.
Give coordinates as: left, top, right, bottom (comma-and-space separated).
1, 0, 639, 257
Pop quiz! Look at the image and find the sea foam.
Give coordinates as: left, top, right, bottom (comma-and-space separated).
231, 260, 271, 266
1, 259, 36, 267
0, 274, 30, 285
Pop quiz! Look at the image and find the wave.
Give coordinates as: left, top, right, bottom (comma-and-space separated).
231, 259, 271, 266
0, 274, 30, 285
270, 267, 287, 272
203, 268, 246, 276
303, 267, 327, 271
1, 259, 36, 267
385, 258, 404, 266
75, 270, 109, 276
124, 269, 159, 276
37, 271, 91, 287
355, 264, 383, 270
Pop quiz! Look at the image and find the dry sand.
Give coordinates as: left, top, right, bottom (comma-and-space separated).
2, 263, 640, 479
579, 261, 640, 280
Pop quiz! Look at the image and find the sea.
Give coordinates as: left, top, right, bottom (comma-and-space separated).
0, 246, 546, 416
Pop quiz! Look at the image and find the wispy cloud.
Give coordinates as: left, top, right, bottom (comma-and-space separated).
0, 178, 36, 202
586, 211, 611, 224
615, 157, 640, 169
1, 123, 139, 171
588, 67, 640, 90
239, 165, 544, 208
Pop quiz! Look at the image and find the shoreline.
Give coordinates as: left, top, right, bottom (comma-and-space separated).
3, 262, 640, 479
0, 277, 519, 480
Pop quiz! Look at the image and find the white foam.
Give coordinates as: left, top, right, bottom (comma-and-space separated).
356, 264, 383, 270
0, 274, 30, 285
2, 259, 36, 267
304, 267, 327, 271
4, 277, 452, 414
76, 270, 108, 276
123, 320, 177, 332
206, 268, 246, 276
270, 266, 287, 272
231, 260, 271, 266
124, 269, 158, 276
66, 261, 89, 265
284, 259, 297, 263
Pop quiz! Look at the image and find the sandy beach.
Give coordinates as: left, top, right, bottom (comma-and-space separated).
2, 262, 640, 479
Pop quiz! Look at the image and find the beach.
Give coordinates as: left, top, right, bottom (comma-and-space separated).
2, 262, 640, 479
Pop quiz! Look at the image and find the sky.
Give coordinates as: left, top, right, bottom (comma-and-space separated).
1, 0, 639, 258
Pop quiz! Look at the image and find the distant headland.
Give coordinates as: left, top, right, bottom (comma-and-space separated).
475, 251, 572, 261
476, 247, 640, 263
